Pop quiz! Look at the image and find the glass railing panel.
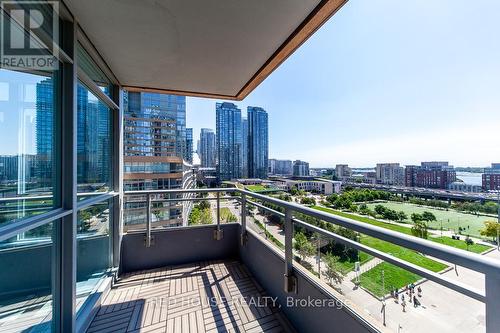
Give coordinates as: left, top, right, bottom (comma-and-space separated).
0, 221, 54, 332
76, 200, 112, 312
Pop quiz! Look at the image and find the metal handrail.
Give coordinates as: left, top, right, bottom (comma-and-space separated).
123, 187, 500, 332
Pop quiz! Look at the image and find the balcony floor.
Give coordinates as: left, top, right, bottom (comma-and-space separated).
87, 260, 294, 333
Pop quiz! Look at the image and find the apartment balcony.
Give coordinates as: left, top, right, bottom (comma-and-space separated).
1, 1, 500, 332
2, 187, 500, 333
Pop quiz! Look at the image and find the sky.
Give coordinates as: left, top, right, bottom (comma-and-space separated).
186, 0, 500, 168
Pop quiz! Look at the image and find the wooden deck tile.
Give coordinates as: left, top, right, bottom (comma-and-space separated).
86, 261, 295, 333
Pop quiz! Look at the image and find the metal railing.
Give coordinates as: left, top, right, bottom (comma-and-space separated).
123, 187, 500, 332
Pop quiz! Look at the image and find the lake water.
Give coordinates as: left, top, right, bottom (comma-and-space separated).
455, 172, 482, 186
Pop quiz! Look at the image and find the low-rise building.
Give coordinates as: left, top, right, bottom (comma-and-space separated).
276, 177, 341, 195
405, 162, 456, 189
335, 164, 351, 180
482, 163, 500, 191
376, 163, 404, 185
448, 182, 482, 193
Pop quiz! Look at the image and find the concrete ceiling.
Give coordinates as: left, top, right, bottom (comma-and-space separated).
64, 0, 346, 100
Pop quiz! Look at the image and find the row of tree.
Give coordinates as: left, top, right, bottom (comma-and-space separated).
188, 200, 212, 225
409, 196, 499, 215
324, 189, 394, 211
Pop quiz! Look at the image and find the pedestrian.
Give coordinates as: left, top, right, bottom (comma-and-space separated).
402, 299, 406, 312
418, 286, 422, 297
413, 295, 419, 307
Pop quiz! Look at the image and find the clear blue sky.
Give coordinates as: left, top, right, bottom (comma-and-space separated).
187, 0, 500, 168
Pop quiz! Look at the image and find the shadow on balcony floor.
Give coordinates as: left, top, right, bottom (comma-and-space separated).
87, 260, 295, 333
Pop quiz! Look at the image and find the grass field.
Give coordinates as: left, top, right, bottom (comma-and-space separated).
245, 185, 268, 192
366, 201, 490, 237
360, 236, 448, 272
429, 236, 491, 253
312, 205, 492, 253
357, 262, 421, 297
313, 206, 415, 236
220, 207, 237, 223
310, 204, 493, 297
337, 252, 373, 274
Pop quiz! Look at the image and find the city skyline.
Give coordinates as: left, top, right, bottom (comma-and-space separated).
186, 0, 500, 168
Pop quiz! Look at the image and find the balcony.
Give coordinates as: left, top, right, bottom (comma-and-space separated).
1, 187, 500, 333
1, 1, 500, 332
89, 189, 500, 332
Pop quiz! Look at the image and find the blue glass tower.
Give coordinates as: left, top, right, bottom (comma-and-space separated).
247, 106, 268, 179
241, 118, 248, 178
216, 102, 242, 181
35, 78, 55, 187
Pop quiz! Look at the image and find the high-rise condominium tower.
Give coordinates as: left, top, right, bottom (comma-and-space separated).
216, 102, 242, 181
185, 128, 193, 164
123, 92, 194, 228
241, 118, 248, 178
199, 128, 216, 168
247, 106, 268, 179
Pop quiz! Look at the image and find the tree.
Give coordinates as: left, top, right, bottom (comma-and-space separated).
358, 203, 370, 215
290, 186, 299, 196
397, 211, 408, 222
464, 237, 474, 251
480, 221, 500, 241
78, 210, 93, 232
411, 213, 423, 223
266, 214, 281, 226
374, 204, 386, 216
300, 197, 316, 206
294, 232, 315, 262
188, 205, 213, 225
323, 252, 344, 285
198, 200, 210, 210
422, 211, 437, 223
411, 219, 428, 239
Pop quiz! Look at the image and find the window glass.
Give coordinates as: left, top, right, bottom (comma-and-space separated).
77, 43, 112, 96
0, 69, 59, 226
76, 200, 111, 310
0, 221, 54, 332
77, 82, 112, 195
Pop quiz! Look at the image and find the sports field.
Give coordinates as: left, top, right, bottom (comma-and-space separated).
367, 202, 491, 237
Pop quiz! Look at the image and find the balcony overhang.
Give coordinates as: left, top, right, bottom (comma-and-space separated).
63, 0, 347, 100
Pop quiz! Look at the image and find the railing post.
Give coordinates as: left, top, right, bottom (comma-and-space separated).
240, 193, 247, 245
217, 191, 221, 226
145, 193, 152, 247
485, 271, 500, 332
284, 208, 297, 293
214, 191, 223, 240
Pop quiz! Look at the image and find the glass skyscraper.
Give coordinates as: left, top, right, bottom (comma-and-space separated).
247, 106, 268, 179
185, 128, 193, 164
123, 92, 194, 229
199, 128, 216, 168
241, 118, 248, 178
216, 102, 242, 181
36, 78, 56, 189
123, 92, 186, 190
76, 84, 111, 189
36, 79, 111, 191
